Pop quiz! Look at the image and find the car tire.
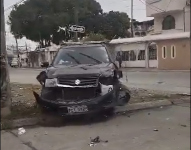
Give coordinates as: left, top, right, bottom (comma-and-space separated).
117, 91, 131, 106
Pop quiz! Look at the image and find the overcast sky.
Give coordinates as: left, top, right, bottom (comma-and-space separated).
4, 0, 153, 49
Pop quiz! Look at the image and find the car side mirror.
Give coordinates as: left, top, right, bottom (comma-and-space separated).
36, 71, 47, 85
114, 70, 123, 79
41, 62, 49, 68
117, 70, 123, 78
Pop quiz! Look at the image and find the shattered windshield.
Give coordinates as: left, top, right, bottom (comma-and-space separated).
52, 46, 110, 66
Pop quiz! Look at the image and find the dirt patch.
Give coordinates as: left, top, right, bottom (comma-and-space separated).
2, 83, 189, 121
2, 83, 41, 121
129, 88, 186, 104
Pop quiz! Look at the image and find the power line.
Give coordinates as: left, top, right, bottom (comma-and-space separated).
138, 0, 160, 13
165, 0, 173, 12
139, 0, 165, 12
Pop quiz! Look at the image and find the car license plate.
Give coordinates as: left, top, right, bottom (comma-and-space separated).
67, 105, 88, 114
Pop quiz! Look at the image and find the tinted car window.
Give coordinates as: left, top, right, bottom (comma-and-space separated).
52, 46, 109, 65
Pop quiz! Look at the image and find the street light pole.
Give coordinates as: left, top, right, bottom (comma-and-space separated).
1, 0, 11, 117
131, 0, 134, 37
15, 36, 20, 67
74, 3, 79, 42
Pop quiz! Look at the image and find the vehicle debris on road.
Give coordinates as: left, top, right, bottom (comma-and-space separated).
18, 127, 26, 135
89, 136, 108, 147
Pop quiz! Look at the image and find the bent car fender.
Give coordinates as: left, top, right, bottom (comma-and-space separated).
117, 82, 131, 106
119, 82, 131, 94
36, 71, 47, 85
33, 91, 41, 104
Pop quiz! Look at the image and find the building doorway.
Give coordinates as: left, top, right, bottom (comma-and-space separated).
148, 42, 158, 68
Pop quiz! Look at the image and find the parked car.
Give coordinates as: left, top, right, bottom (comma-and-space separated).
10, 57, 19, 67
33, 43, 131, 116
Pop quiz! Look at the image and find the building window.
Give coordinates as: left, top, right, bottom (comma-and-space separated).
162, 46, 167, 59
149, 43, 157, 60
149, 48, 157, 60
129, 50, 136, 61
135, 32, 140, 36
138, 50, 145, 60
122, 51, 129, 61
171, 45, 176, 59
125, 51, 130, 61
141, 32, 146, 36
162, 15, 175, 30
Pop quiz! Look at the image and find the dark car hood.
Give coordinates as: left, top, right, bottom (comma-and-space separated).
46, 63, 114, 78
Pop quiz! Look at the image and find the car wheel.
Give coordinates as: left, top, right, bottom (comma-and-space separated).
117, 91, 131, 106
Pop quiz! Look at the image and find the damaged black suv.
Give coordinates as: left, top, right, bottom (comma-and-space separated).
34, 43, 130, 116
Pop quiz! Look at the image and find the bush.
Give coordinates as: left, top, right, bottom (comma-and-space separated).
84, 33, 106, 41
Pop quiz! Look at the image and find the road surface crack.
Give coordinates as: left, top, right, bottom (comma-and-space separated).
9, 131, 39, 150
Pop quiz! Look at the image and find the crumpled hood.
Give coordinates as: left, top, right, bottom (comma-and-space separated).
46, 63, 114, 78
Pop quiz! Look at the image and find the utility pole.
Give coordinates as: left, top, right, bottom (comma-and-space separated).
15, 36, 20, 67
131, 0, 134, 37
1, 0, 11, 117
25, 42, 29, 67
74, 3, 79, 42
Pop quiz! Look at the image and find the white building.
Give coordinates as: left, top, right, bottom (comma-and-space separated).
133, 19, 154, 37
146, 0, 190, 34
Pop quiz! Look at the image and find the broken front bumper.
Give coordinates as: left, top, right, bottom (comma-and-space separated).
33, 90, 117, 116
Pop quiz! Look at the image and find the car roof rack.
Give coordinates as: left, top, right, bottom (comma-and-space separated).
60, 40, 110, 46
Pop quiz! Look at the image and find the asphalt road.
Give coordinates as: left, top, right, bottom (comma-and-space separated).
1, 103, 190, 150
9, 67, 190, 94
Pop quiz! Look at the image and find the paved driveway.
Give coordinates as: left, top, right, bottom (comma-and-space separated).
1, 103, 190, 150
9, 67, 190, 94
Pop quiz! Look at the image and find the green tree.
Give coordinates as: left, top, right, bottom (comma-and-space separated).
8, 0, 130, 45
101, 11, 130, 39
8, 0, 102, 47
81, 11, 131, 40
83, 32, 106, 41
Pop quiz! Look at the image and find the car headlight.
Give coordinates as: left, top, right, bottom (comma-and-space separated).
99, 71, 114, 85
101, 70, 114, 77
45, 78, 58, 87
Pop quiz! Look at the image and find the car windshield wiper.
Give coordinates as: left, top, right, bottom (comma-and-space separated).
66, 53, 81, 64
79, 53, 103, 64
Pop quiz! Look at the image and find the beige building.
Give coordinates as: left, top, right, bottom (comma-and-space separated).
109, 32, 190, 70
146, 0, 190, 34
157, 38, 190, 70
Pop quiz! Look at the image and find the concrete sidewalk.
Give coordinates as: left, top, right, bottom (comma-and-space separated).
121, 67, 190, 72
1, 131, 31, 150
2, 104, 190, 150
121, 70, 190, 95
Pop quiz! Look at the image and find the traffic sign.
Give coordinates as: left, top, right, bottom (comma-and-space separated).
68, 25, 85, 33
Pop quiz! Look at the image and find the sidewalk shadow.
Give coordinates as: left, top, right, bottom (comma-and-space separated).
38, 109, 117, 127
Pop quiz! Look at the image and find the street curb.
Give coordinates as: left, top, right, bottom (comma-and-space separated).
1, 98, 190, 130
115, 100, 172, 112
120, 68, 190, 72
19, 68, 44, 71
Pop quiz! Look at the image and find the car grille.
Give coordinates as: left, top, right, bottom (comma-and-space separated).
63, 88, 96, 100
58, 74, 99, 86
